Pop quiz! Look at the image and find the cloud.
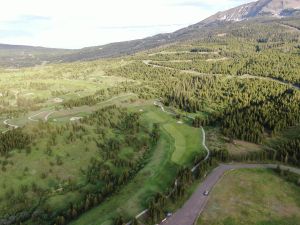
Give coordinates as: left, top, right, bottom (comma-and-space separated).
0, 29, 33, 38
0, 15, 51, 27
170, 1, 216, 9
97, 24, 186, 30
0, 14, 51, 38
0, 0, 254, 48
171, 0, 254, 9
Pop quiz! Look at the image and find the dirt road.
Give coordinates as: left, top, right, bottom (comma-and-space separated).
143, 60, 300, 91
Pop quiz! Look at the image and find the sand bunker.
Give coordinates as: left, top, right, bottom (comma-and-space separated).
53, 98, 64, 103
70, 117, 83, 121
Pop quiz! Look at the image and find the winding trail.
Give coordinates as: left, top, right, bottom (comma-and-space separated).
160, 164, 300, 225
3, 119, 18, 129
28, 111, 46, 122
152, 101, 300, 225
191, 127, 210, 172
279, 23, 300, 33
99, 93, 135, 105
154, 100, 209, 168
127, 102, 209, 223
28, 110, 56, 122
154, 101, 176, 116
2, 94, 136, 135
2, 119, 18, 134
2, 93, 135, 135
44, 111, 56, 121
143, 60, 300, 90
200, 127, 210, 161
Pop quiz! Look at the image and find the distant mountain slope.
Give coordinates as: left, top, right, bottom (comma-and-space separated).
0, 0, 299, 68
203, 0, 300, 23
0, 44, 71, 67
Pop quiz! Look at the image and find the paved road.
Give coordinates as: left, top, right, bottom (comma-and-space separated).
124, 102, 210, 224
160, 163, 300, 225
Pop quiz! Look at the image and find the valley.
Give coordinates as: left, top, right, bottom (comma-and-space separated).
0, 0, 300, 225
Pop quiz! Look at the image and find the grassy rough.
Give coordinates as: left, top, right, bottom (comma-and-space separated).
71, 105, 205, 225
198, 169, 300, 225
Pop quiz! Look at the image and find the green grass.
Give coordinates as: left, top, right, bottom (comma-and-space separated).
70, 104, 205, 225
0, 59, 134, 123
163, 123, 202, 166
0, 125, 102, 209
0, 93, 137, 128
198, 169, 300, 225
0, 103, 149, 219
70, 106, 179, 225
265, 125, 300, 147
138, 105, 203, 166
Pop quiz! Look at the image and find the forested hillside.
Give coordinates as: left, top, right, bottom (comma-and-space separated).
108, 18, 300, 146
0, 15, 299, 67
0, 3, 300, 225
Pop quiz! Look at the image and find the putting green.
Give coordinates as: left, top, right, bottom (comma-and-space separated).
163, 122, 202, 166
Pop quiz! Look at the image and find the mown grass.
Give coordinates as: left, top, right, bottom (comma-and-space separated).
71, 131, 177, 225
71, 105, 180, 225
163, 123, 202, 166
70, 104, 205, 225
198, 169, 300, 225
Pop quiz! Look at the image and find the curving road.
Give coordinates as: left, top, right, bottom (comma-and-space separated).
2, 93, 136, 135
154, 101, 299, 225
128, 102, 211, 223
143, 60, 300, 91
1, 119, 18, 134
160, 163, 300, 225
44, 111, 56, 121
28, 111, 46, 122
191, 127, 210, 172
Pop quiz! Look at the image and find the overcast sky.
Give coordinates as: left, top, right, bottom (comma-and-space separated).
0, 0, 254, 49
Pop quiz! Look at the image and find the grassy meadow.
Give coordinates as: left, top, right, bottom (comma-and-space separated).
198, 169, 300, 225
71, 104, 204, 225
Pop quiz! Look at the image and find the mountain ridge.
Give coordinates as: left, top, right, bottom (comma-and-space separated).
0, 0, 299, 67
203, 0, 300, 23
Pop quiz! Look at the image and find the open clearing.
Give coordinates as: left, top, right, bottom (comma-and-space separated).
198, 169, 300, 225
226, 140, 264, 155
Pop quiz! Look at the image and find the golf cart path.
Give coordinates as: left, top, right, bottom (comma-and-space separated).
143, 60, 300, 90
191, 127, 210, 172
154, 100, 209, 166
28, 111, 47, 122
3, 119, 18, 129
160, 163, 300, 225
154, 101, 299, 225
2, 94, 136, 134
130, 102, 210, 222
44, 111, 56, 121
2, 119, 18, 134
